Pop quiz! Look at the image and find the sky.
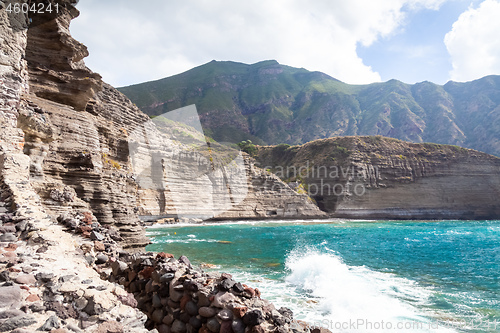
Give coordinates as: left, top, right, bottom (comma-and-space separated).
70, 0, 500, 87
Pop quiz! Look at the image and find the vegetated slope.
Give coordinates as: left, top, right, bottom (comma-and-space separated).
254, 136, 500, 220
118, 60, 500, 156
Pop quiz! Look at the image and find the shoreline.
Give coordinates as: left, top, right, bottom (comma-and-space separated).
143, 217, 497, 229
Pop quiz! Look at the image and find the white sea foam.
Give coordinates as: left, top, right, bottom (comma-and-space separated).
280, 249, 456, 332
225, 249, 458, 332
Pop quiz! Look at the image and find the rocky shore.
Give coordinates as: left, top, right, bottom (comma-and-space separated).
0, 2, 332, 331
0, 206, 322, 333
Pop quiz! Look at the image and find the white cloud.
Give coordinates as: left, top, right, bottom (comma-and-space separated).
444, 0, 500, 82
70, 0, 447, 87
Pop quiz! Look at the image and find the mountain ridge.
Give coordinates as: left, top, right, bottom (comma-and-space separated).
118, 60, 500, 156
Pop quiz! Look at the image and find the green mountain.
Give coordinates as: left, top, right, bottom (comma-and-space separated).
118, 60, 500, 156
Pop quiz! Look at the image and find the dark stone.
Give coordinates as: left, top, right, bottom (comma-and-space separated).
219, 278, 236, 291
0, 309, 24, 319
65, 218, 79, 230
158, 324, 171, 333
178, 255, 191, 267
95, 254, 109, 264
231, 319, 245, 333
278, 307, 293, 320
162, 313, 174, 325
273, 314, 287, 326
170, 289, 184, 302
217, 309, 233, 321
197, 291, 211, 307
152, 293, 162, 308
0, 315, 36, 332
183, 279, 199, 292
84, 254, 94, 265
15, 220, 28, 232
167, 299, 180, 309
35, 272, 54, 283
219, 321, 233, 333
171, 320, 187, 333
199, 306, 217, 317
0, 271, 10, 282
36, 245, 49, 253
185, 301, 198, 316
206, 318, 220, 333
243, 309, 265, 327
141, 258, 153, 266
160, 273, 175, 283
145, 280, 155, 293
58, 275, 75, 283
111, 260, 128, 276
29, 303, 46, 312
83, 297, 103, 316
45, 301, 78, 319
39, 315, 60, 331
74, 297, 88, 311
158, 288, 169, 299
151, 309, 164, 324
173, 310, 181, 320
179, 312, 191, 323
232, 282, 244, 293
189, 316, 202, 329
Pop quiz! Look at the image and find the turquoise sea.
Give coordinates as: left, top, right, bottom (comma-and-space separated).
146, 220, 500, 332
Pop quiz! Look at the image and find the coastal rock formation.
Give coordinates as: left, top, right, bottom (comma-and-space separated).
0, 2, 325, 331
1, 0, 323, 251
256, 137, 500, 220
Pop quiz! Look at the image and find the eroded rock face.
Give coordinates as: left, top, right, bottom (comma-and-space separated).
0, 0, 323, 252
25, 0, 102, 111
256, 137, 500, 220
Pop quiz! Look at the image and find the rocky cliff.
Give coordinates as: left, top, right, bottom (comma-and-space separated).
0, 0, 323, 254
0, 2, 324, 332
256, 137, 500, 220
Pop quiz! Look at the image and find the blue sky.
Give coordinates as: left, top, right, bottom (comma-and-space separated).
70, 0, 500, 87
358, 0, 479, 83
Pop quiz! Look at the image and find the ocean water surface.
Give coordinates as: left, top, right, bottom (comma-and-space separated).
146, 220, 500, 332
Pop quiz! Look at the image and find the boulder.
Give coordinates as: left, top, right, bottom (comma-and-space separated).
0, 315, 36, 332
39, 315, 60, 331
0, 285, 22, 308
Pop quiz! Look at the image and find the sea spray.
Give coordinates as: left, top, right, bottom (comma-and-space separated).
146, 220, 500, 332
283, 248, 463, 332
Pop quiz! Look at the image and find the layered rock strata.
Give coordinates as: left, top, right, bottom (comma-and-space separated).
256, 137, 500, 220
1, 0, 323, 252
0, 1, 326, 332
